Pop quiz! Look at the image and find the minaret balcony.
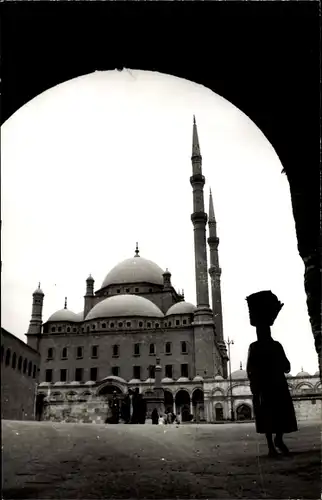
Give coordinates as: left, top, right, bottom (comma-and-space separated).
191, 212, 208, 224
190, 174, 205, 186
207, 236, 219, 246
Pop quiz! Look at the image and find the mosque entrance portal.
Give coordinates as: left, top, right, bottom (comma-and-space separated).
192, 389, 204, 422
175, 390, 191, 422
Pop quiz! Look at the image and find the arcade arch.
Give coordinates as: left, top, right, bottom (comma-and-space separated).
175, 389, 191, 422
236, 404, 252, 421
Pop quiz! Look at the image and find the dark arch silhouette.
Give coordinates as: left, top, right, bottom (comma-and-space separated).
164, 390, 174, 412
215, 403, 224, 422
5, 348, 11, 366
98, 385, 122, 397
192, 389, 205, 422
236, 404, 252, 421
1, 3, 319, 375
175, 390, 191, 422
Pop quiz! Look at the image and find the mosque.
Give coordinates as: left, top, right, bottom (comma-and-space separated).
2, 118, 320, 424
25, 117, 229, 423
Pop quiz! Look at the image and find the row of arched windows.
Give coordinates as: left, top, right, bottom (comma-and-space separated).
1, 345, 37, 378
50, 317, 191, 334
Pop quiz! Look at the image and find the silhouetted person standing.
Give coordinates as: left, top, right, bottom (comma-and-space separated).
121, 392, 131, 423
246, 290, 298, 456
131, 388, 140, 424
151, 408, 159, 425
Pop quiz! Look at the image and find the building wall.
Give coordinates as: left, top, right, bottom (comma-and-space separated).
1, 328, 40, 420
38, 327, 195, 383
204, 375, 321, 423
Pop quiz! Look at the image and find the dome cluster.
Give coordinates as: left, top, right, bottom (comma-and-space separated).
45, 255, 196, 324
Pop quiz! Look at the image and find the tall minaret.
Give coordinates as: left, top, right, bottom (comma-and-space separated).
208, 188, 228, 378
26, 283, 44, 351
190, 116, 212, 320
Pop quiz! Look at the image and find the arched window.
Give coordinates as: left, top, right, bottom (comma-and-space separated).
12, 352, 17, 369
102, 323, 106, 329
28, 361, 32, 376
62, 347, 68, 359
58, 326, 62, 332
155, 323, 160, 328
147, 322, 151, 328
23, 358, 27, 373
18, 356, 22, 371
47, 347, 54, 359
73, 327, 77, 333
51, 327, 56, 333
5, 348, 11, 366
176, 320, 180, 326
139, 321, 143, 327
181, 341, 187, 354
118, 322, 123, 328
66, 327, 71, 333
110, 322, 114, 328
183, 319, 187, 325
126, 321, 131, 328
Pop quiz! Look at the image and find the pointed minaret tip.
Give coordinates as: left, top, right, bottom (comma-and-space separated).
209, 187, 216, 221
64, 297, 67, 309
134, 242, 140, 257
192, 115, 201, 157
240, 361, 243, 370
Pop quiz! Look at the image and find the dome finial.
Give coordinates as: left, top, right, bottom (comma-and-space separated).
301, 366, 303, 372
134, 242, 140, 257
64, 297, 67, 309
240, 361, 243, 370
38, 282, 41, 289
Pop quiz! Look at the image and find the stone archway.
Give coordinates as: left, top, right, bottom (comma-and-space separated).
35, 393, 46, 421
215, 403, 224, 422
164, 390, 174, 413
192, 389, 204, 422
236, 404, 252, 421
175, 389, 191, 422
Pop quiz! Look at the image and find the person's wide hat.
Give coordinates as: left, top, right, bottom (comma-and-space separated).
246, 290, 284, 326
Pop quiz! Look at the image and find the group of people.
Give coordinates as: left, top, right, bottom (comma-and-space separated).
151, 408, 180, 425
105, 387, 147, 425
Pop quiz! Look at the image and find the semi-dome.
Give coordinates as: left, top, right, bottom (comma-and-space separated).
161, 377, 173, 383
101, 256, 164, 288
47, 308, 79, 323
193, 375, 204, 382
85, 294, 164, 320
166, 301, 196, 316
231, 369, 247, 380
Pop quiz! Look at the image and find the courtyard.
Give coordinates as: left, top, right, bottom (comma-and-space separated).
2, 419, 321, 499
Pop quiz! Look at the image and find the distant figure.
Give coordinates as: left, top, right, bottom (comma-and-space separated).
246, 290, 298, 457
131, 388, 140, 424
111, 391, 119, 424
138, 393, 147, 424
151, 408, 159, 425
121, 392, 131, 423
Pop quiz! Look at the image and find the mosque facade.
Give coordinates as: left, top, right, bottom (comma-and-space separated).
26, 118, 229, 423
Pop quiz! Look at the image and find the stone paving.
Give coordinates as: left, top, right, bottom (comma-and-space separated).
2, 419, 321, 499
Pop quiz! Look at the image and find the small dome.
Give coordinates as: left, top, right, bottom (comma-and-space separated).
47, 308, 79, 323
193, 375, 204, 382
214, 374, 224, 380
85, 294, 164, 320
296, 370, 311, 377
161, 377, 173, 383
177, 377, 189, 383
86, 274, 94, 282
101, 256, 164, 288
70, 381, 80, 385
39, 382, 49, 386
314, 370, 320, 376
166, 302, 196, 316
145, 378, 155, 384
129, 379, 141, 384
101, 375, 127, 385
75, 311, 84, 322
231, 369, 247, 380
85, 381, 96, 386
33, 286, 44, 296
54, 381, 66, 386
286, 372, 293, 378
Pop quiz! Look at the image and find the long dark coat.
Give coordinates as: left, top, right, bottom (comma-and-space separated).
247, 339, 298, 434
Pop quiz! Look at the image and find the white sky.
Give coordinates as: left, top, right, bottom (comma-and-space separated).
1, 69, 318, 376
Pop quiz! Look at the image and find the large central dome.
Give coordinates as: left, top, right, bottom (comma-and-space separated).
101, 256, 164, 288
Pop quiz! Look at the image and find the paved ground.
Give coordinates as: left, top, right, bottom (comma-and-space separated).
2, 420, 321, 499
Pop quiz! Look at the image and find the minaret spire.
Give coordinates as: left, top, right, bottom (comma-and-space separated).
208, 187, 228, 378
190, 115, 211, 316
134, 242, 140, 257
26, 284, 45, 351
64, 297, 67, 309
